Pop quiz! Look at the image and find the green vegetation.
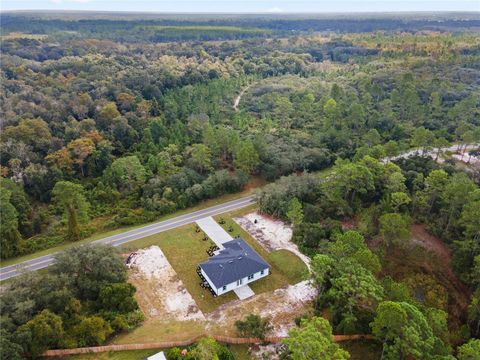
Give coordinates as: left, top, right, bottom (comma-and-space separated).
1, 11, 479, 359
258, 155, 479, 358
71, 349, 165, 360
122, 223, 237, 312
137, 25, 271, 41
1, 15, 479, 265
235, 314, 272, 340
166, 337, 234, 360
0, 245, 143, 358
0, 190, 254, 268
283, 317, 350, 360
269, 249, 307, 284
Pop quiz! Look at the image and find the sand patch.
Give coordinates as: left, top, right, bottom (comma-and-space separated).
234, 211, 310, 268
250, 344, 285, 360
206, 280, 317, 337
128, 246, 205, 322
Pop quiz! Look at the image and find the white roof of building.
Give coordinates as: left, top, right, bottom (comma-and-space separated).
146, 351, 167, 360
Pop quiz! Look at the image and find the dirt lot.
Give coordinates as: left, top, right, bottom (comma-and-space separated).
128, 246, 205, 321
233, 211, 311, 268
206, 280, 317, 337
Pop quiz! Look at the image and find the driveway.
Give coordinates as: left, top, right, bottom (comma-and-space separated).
195, 216, 233, 249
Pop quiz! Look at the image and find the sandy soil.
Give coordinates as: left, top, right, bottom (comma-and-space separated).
206, 280, 317, 337
233, 211, 311, 268
452, 153, 480, 166
250, 344, 285, 360
128, 246, 205, 321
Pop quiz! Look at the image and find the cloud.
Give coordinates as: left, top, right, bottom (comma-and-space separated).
267, 6, 283, 13
50, 0, 63, 4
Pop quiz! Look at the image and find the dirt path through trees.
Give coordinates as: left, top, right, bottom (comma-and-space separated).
233, 85, 251, 111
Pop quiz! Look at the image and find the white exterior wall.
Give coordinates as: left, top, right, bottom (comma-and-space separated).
201, 268, 219, 295
202, 267, 269, 296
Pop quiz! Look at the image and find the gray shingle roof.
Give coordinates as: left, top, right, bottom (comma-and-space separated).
199, 237, 269, 289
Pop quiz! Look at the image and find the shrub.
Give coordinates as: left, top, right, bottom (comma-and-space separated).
235, 314, 272, 340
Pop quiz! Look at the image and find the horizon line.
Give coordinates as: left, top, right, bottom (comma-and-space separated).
2, 9, 480, 14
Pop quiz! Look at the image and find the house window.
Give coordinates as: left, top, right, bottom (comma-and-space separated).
222, 286, 227, 291
248, 274, 254, 280
260, 270, 264, 275
236, 279, 243, 286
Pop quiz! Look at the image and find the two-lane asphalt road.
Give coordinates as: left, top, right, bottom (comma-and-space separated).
0, 195, 255, 282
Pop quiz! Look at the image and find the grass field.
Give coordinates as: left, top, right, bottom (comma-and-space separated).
113, 318, 205, 345
72, 344, 251, 360
71, 348, 163, 360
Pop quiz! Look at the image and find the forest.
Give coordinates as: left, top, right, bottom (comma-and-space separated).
0, 11, 479, 359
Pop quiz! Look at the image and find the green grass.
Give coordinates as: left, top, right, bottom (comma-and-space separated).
0, 190, 253, 269
71, 344, 252, 360
113, 319, 205, 345
229, 344, 252, 360
269, 249, 308, 284
70, 348, 164, 360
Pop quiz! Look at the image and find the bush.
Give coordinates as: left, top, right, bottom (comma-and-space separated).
107, 208, 157, 227
125, 309, 145, 329
235, 314, 272, 340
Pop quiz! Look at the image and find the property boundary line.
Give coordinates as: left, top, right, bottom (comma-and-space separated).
43, 334, 374, 356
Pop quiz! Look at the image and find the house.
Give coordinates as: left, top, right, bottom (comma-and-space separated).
199, 237, 269, 296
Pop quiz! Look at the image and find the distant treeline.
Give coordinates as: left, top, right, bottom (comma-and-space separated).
2, 13, 480, 42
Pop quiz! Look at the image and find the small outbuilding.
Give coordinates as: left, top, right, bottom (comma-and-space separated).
145, 351, 167, 360
199, 237, 269, 296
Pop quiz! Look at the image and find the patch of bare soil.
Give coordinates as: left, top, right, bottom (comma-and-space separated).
341, 217, 358, 231
250, 344, 285, 360
411, 224, 452, 262
128, 246, 205, 322
234, 211, 311, 268
385, 225, 471, 330
206, 280, 317, 337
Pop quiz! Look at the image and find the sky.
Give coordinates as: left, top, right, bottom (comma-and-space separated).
1, 0, 479, 13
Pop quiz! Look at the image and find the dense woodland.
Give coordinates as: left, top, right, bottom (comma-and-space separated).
0, 12, 479, 359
